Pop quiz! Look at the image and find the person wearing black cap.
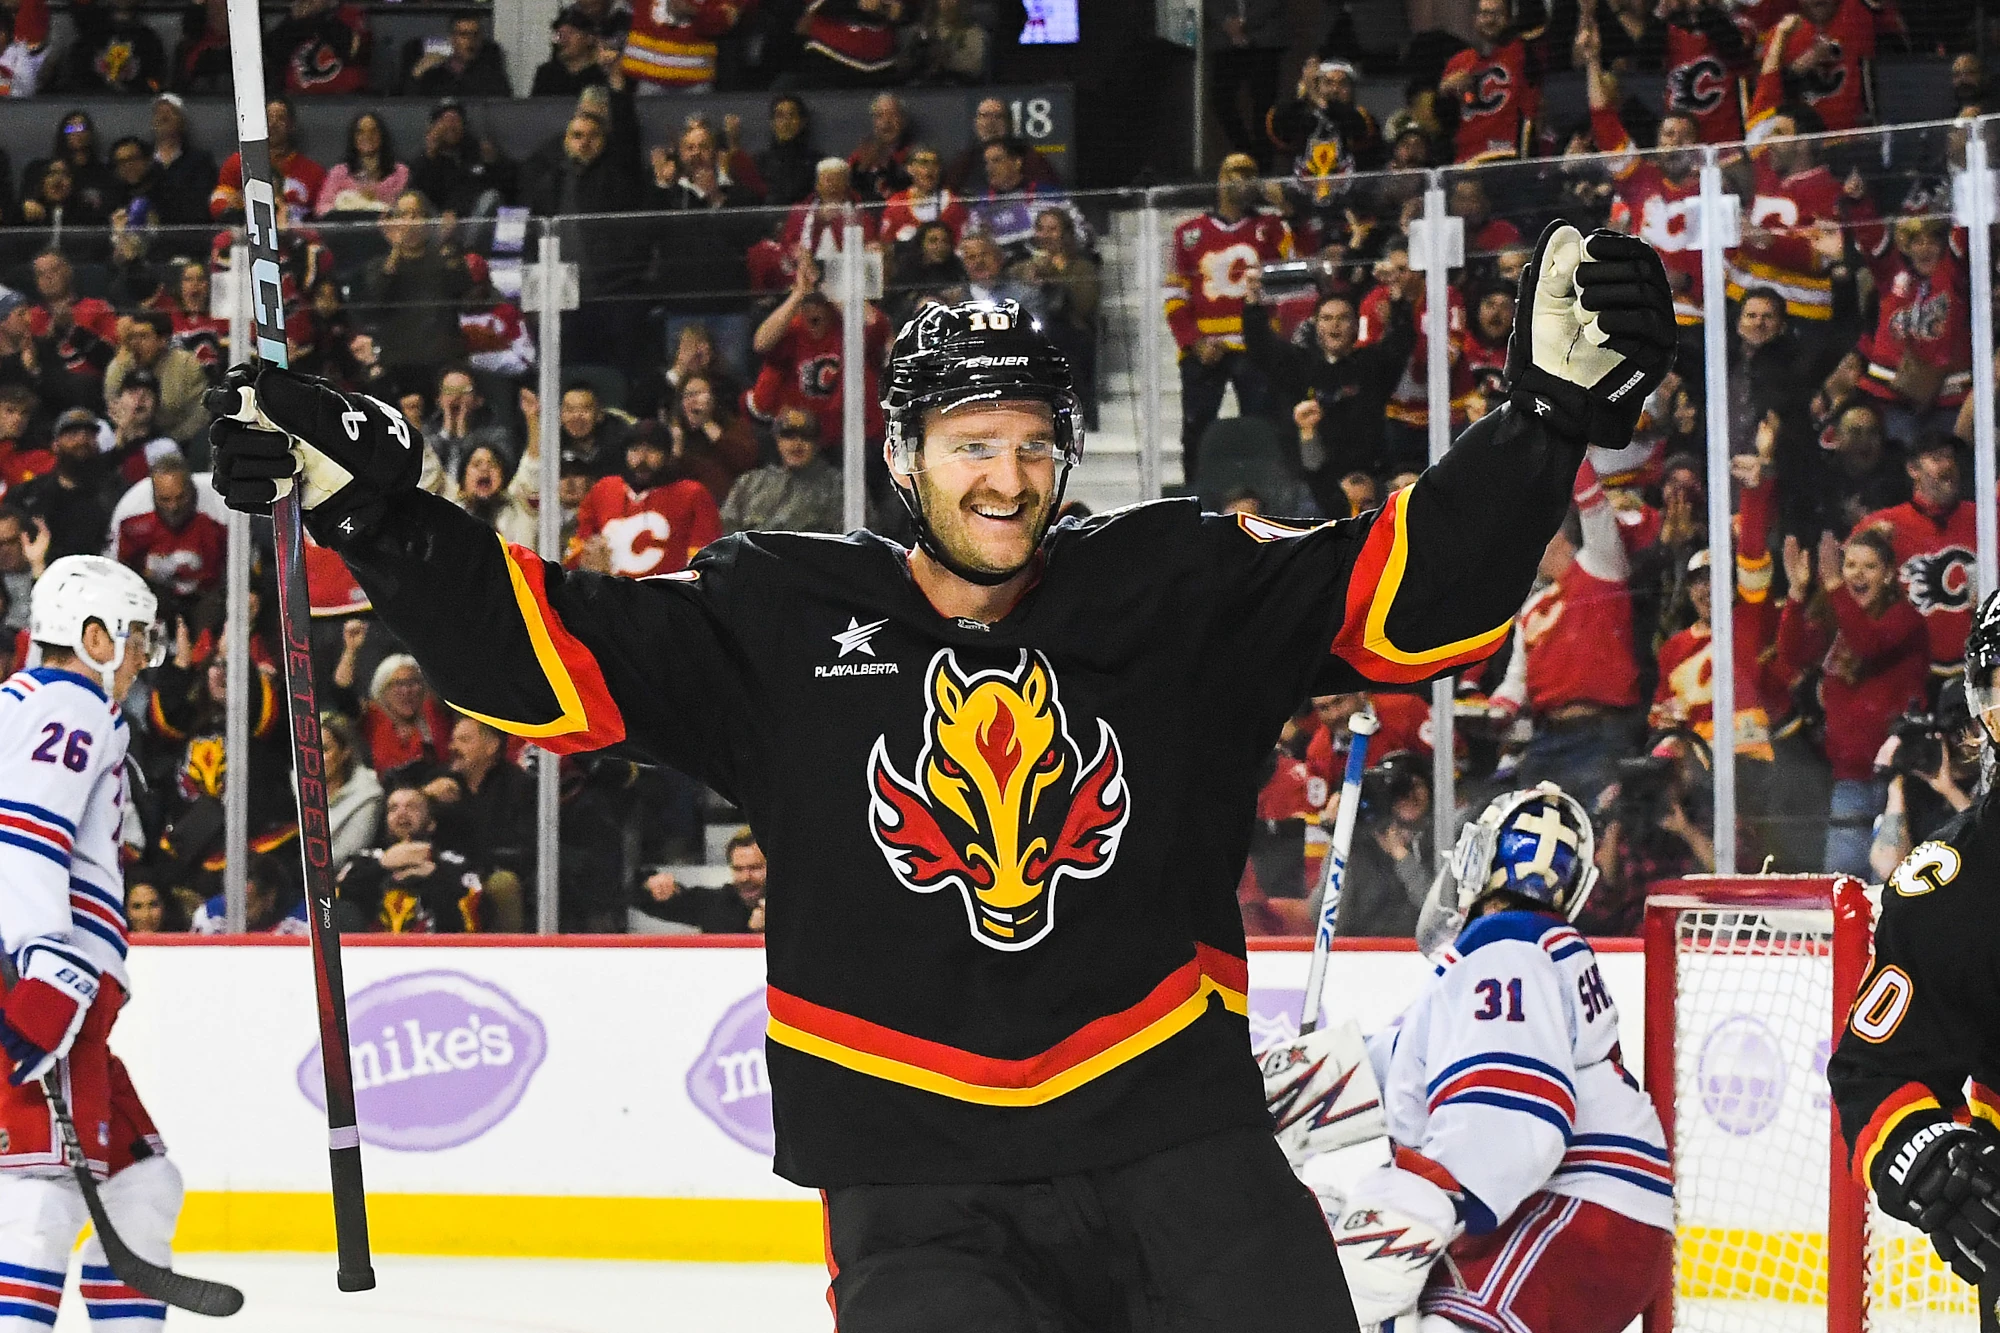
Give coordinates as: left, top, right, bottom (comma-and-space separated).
14, 407, 113, 560
531, 6, 609, 97
408, 97, 515, 220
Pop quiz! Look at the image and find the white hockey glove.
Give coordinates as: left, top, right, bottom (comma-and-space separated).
207, 364, 422, 543
1505, 222, 1676, 449
1261, 1019, 1386, 1167
1332, 1165, 1464, 1328
0, 945, 99, 1085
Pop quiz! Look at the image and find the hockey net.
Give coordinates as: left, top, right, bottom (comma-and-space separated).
1644, 875, 1977, 1333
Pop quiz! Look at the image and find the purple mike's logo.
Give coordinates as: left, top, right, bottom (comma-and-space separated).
1247, 987, 1322, 1055
1697, 1014, 1785, 1136
687, 989, 774, 1157
298, 970, 547, 1152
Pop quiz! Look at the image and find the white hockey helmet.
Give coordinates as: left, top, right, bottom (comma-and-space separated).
29, 555, 163, 689
1416, 781, 1598, 959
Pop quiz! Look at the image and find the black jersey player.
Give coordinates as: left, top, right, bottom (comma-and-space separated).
1830, 592, 2000, 1313
206, 222, 1674, 1332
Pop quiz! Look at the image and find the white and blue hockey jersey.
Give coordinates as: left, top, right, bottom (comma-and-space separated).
1367, 910, 1672, 1234
0, 668, 132, 995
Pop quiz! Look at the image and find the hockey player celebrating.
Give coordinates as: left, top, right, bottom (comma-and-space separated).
1827, 590, 2000, 1294
206, 219, 1674, 1329
0, 557, 184, 1330
1268, 784, 1673, 1333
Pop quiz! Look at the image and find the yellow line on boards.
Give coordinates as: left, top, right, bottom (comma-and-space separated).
174, 1193, 826, 1264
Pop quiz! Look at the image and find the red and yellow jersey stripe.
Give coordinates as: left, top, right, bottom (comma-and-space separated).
447, 539, 628, 755
1850, 1081, 1945, 1186
765, 944, 1248, 1107
1329, 487, 1513, 684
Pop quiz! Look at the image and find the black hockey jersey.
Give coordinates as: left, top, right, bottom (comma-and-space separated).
1829, 792, 2000, 1197
331, 402, 1582, 1187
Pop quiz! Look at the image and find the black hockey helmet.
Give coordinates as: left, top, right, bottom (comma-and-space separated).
882, 300, 1082, 585
1966, 591, 2000, 742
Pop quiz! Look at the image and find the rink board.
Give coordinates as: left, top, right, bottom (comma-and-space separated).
115, 938, 1643, 1261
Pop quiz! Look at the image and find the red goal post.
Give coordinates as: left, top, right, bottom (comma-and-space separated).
1642, 874, 1878, 1333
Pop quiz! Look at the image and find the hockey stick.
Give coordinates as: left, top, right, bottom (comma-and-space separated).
42, 1075, 244, 1316
1299, 708, 1378, 1035
223, 0, 375, 1292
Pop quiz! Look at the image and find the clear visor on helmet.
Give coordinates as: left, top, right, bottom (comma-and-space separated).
124, 621, 166, 670
895, 392, 1082, 475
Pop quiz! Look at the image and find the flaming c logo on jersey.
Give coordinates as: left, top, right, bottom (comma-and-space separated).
867, 650, 1129, 951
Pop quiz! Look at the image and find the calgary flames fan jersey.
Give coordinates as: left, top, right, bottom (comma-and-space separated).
1444, 37, 1540, 164
1164, 212, 1293, 353
330, 401, 1584, 1187
1829, 798, 2000, 1205
1663, 7, 1754, 144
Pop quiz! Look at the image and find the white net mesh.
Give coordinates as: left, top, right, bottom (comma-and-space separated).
1672, 906, 1837, 1333
1668, 895, 1976, 1333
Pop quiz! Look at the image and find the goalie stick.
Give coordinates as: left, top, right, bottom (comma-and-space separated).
1300, 708, 1378, 1034
223, 0, 375, 1292
42, 1076, 243, 1317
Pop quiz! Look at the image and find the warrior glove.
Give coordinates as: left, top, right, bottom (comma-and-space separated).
0, 945, 98, 1085
1873, 1119, 2000, 1286
1505, 222, 1676, 449
207, 364, 423, 544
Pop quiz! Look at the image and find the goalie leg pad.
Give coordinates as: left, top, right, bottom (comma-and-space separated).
1332, 1165, 1464, 1328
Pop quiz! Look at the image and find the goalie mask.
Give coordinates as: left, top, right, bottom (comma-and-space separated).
1416, 782, 1597, 958
882, 300, 1082, 586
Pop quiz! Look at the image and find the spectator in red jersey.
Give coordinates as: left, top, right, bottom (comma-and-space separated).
666, 373, 758, 505
1727, 100, 1852, 350
1588, 49, 1706, 328
158, 260, 226, 379
745, 255, 890, 451
456, 254, 535, 380
1164, 153, 1288, 489
0, 388, 52, 491
212, 97, 324, 224
1779, 527, 1928, 876
620, 0, 742, 93
570, 420, 721, 578
1812, 399, 1908, 536
29, 250, 117, 383
401, 11, 512, 97
106, 311, 209, 446
1658, 0, 1755, 144
1461, 278, 1514, 412
116, 453, 225, 619
1820, 215, 1971, 449
797, 0, 909, 89
1439, 0, 1549, 165
1751, 2, 1887, 136
1489, 461, 1643, 805
314, 112, 408, 219
266, 0, 370, 95
848, 92, 913, 201
333, 649, 454, 776
1854, 434, 1977, 681
945, 97, 1059, 195
879, 145, 968, 251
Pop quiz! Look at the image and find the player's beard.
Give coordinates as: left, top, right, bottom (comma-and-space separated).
914, 468, 1053, 579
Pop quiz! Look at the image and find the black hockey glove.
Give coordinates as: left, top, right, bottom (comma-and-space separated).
1872, 1120, 2000, 1286
1505, 221, 1677, 449
206, 363, 422, 544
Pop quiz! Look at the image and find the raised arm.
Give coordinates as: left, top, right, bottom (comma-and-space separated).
205, 367, 755, 791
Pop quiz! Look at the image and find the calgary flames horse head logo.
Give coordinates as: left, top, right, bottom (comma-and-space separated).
867, 650, 1129, 951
